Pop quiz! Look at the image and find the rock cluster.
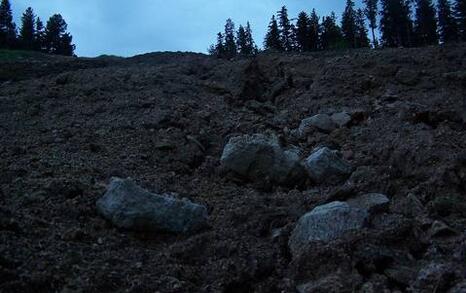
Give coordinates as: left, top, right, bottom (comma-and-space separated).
220, 134, 306, 186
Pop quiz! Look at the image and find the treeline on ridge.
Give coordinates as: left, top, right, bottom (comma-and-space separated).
210, 0, 466, 58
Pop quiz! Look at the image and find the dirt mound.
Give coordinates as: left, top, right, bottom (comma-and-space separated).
0, 44, 465, 292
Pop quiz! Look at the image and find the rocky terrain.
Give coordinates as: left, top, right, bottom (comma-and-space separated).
0, 44, 465, 292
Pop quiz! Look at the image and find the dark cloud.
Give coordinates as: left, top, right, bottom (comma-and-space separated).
12, 1, 359, 57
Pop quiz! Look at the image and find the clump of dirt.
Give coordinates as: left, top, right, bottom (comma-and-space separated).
0, 44, 465, 292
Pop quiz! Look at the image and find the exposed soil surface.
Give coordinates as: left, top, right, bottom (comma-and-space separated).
0, 44, 465, 292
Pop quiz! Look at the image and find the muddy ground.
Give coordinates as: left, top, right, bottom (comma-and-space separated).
0, 44, 465, 292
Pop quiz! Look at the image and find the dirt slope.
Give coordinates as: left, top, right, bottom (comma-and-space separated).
0, 44, 465, 292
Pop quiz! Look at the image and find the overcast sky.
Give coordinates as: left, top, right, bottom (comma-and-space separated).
12, 1, 363, 57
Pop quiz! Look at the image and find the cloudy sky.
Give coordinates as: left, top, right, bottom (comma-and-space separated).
12, 0, 363, 57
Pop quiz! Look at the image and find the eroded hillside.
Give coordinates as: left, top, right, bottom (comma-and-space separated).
0, 44, 465, 292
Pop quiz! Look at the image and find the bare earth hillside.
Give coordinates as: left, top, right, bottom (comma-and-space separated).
0, 44, 465, 292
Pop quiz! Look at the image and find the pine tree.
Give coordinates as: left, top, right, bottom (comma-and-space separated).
341, 0, 358, 48
296, 11, 310, 51
58, 32, 75, 56
455, 0, 466, 40
237, 25, 248, 55
264, 15, 282, 51
414, 0, 439, 46
19, 7, 36, 50
0, 0, 16, 48
278, 6, 293, 51
208, 32, 225, 57
321, 12, 345, 49
356, 9, 371, 47
244, 22, 256, 55
290, 23, 298, 51
223, 18, 237, 58
309, 9, 321, 50
438, 0, 458, 42
380, 0, 414, 47
44, 14, 75, 56
363, 0, 379, 47
35, 17, 45, 51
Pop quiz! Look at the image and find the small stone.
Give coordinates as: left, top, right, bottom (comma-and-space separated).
304, 147, 353, 183
412, 262, 455, 292
331, 112, 352, 128
297, 274, 347, 293
347, 193, 390, 215
429, 220, 457, 238
298, 114, 337, 136
384, 266, 417, 287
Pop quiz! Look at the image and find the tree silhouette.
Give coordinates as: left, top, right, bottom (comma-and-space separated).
210, 21, 255, 58
58, 32, 75, 56
296, 11, 310, 51
19, 7, 36, 50
356, 8, 370, 47
223, 18, 237, 59
237, 25, 247, 55
437, 0, 458, 42
414, 0, 439, 46
380, 0, 414, 47
208, 32, 224, 57
0, 0, 16, 48
44, 14, 75, 56
278, 6, 294, 51
342, 0, 358, 48
363, 0, 379, 47
455, 0, 466, 40
244, 22, 257, 55
35, 17, 45, 51
309, 9, 321, 50
264, 15, 282, 51
321, 12, 345, 49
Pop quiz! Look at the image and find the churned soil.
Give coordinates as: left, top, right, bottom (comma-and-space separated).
0, 44, 465, 292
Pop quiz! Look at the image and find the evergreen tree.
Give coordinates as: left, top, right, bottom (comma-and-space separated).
414, 0, 439, 46
309, 9, 321, 50
264, 15, 282, 51
244, 22, 256, 55
296, 11, 310, 52
290, 23, 298, 51
223, 18, 237, 58
0, 0, 16, 48
35, 17, 45, 51
438, 0, 458, 42
356, 8, 371, 47
58, 32, 75, 56
341, 0, 358, 48
208, 32, 224, 57
19, 7, 36, 50
321, 12, 346, 49
363, 0, 379, 47
44, 14, 75, 56
380, 0, 414, 47
454, 0, 466, 40
278, 6, 293, 51
236, 25, 248, 55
